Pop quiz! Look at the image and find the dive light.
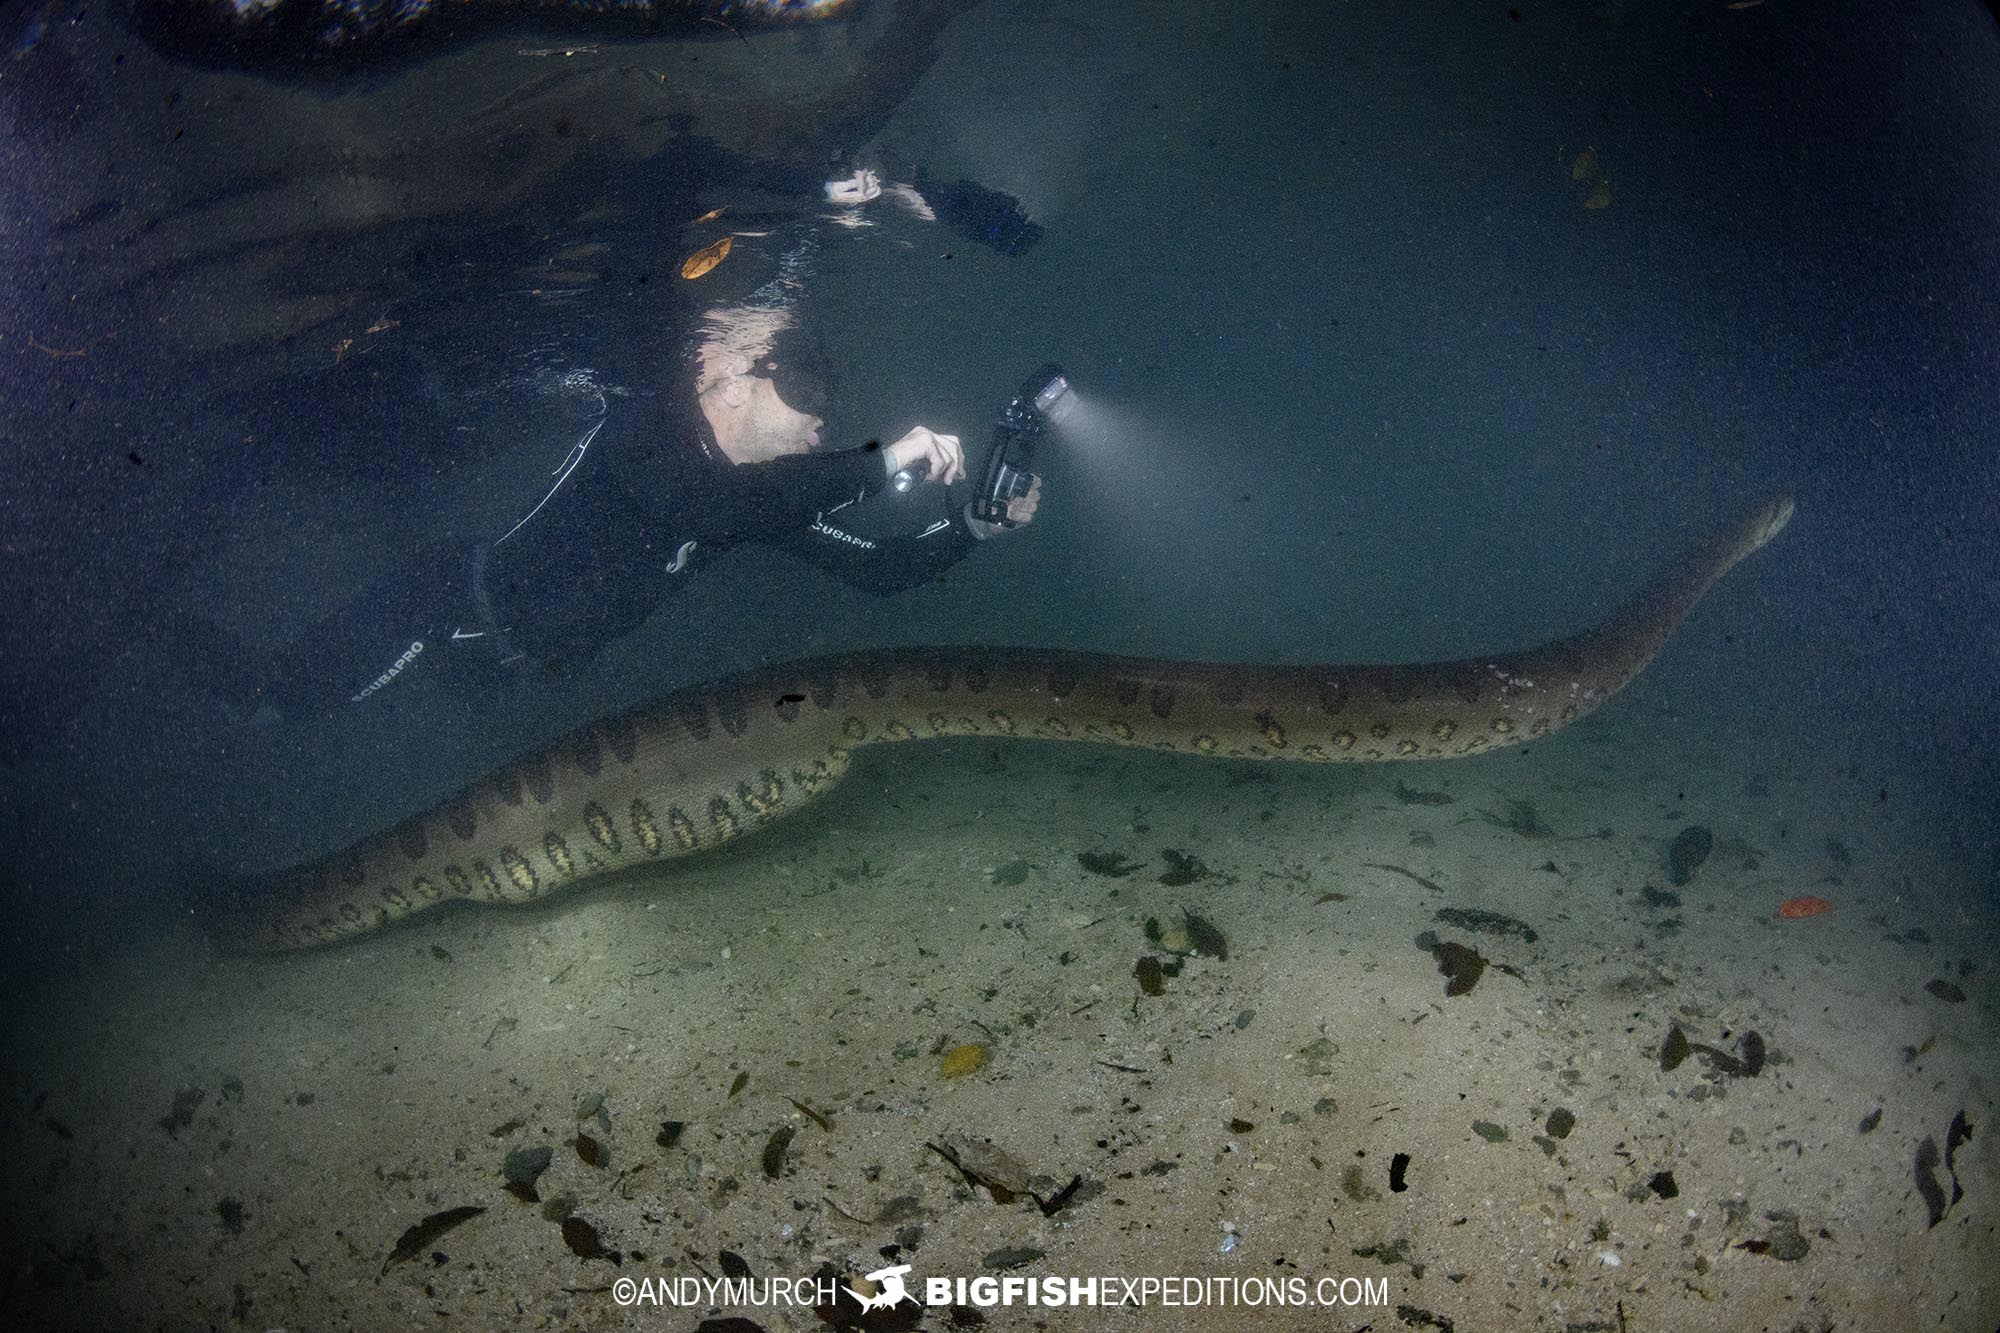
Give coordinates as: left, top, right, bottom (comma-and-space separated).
892, 365, 1074, 525
974, 362, 1073, 525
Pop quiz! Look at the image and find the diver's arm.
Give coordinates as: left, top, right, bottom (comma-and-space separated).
777, 500, 982, 595
686, 429, 964, 545
688, 448, 893, 545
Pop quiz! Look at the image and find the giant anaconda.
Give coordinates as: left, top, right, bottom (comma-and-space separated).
221, 495, 1794, 951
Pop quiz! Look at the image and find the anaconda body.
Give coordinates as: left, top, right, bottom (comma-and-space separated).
222, 496, 1794, 951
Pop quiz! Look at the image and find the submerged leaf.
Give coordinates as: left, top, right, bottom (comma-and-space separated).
383, 1205, 485, 1274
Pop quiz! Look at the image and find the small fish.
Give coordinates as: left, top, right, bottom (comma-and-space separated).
680, 236, 732, 279
366, 318, 400, 334
689, 207, 726, 225
787, 1098, 831, 1132
1777, 895, 1833, 919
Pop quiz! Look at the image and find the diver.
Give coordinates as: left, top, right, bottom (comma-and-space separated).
185, 159, 1051, 725
219, 308, 1041, 723
75, 147, 1047, 751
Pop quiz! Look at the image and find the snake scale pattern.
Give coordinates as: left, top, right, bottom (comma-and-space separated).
220, 496, 1794, 951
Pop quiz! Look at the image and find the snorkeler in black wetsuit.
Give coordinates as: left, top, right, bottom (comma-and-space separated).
239, 348, 1040, 720
194, 163, 1046, 724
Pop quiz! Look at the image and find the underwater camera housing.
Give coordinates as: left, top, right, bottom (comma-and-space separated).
971, 363, 1074, 526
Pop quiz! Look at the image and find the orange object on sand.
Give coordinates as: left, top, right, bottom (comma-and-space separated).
1777, 896, 1834, 919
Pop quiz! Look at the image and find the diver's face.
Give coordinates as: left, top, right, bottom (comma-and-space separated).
741, 373, 823, 455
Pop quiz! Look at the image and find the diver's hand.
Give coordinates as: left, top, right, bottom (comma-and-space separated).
1004, 476, 1042, 526
825, 169, 882, 204
965, 477, 1042, 538
884, 426, 964, 487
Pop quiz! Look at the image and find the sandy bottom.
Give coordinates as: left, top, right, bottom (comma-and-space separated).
3, 703, 1995, 1331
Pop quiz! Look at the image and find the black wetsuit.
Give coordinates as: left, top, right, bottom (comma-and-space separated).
247, 389, 983, 717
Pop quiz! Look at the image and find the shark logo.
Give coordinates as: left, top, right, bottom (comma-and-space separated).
850, 1263, 915, 1312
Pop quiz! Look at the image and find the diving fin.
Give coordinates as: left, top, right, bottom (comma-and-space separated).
914, 171, 1043, 256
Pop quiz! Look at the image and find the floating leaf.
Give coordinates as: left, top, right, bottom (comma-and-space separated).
680, 236, 732, 279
